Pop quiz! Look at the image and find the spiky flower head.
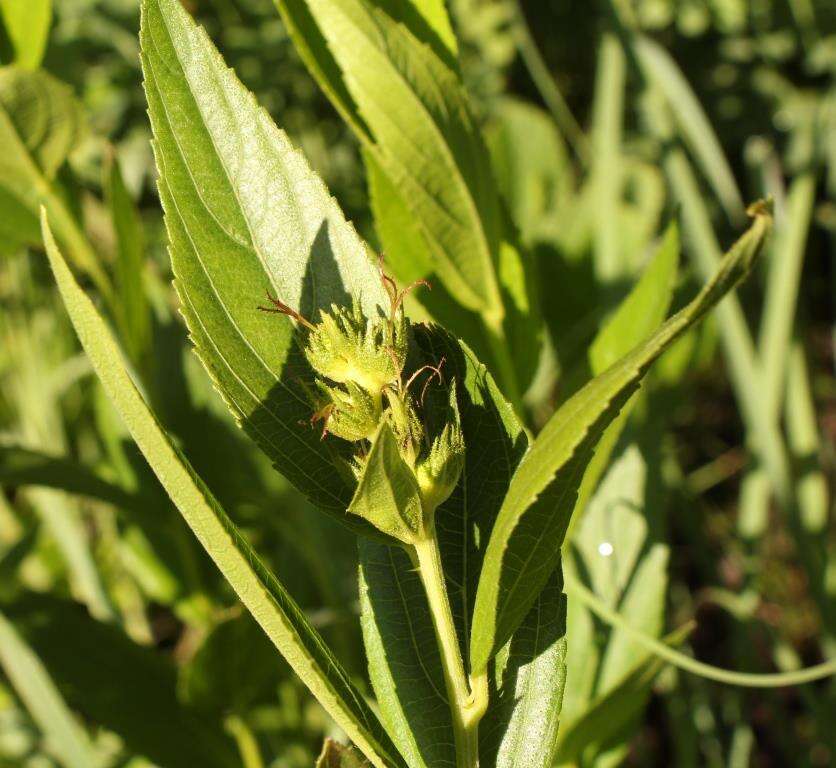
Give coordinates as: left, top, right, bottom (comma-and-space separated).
304, 296, 407, 395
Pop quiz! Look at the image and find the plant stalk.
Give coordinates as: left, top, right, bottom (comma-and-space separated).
411, 532, 486, 767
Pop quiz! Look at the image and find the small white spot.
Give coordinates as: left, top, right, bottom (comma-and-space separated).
598, 541, 614, 557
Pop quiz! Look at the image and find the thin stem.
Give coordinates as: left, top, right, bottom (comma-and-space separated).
510, 0, 589, 164
411, 533, 484, 768
225, 715, 264, 768
565, 573, 836, 687
480, 311, 523, 417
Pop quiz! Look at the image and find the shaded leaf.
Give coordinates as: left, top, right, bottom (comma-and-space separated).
479, 572, 567, 768
5, 593, 237, 768
0, 606, 99, 768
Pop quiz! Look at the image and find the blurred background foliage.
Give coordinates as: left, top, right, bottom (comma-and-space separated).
0, 0, 834, 766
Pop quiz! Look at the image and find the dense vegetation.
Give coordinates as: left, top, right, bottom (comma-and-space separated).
0, 1, 834, 766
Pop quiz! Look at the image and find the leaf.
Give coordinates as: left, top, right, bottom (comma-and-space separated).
0, 606, 99, 768
554, 627, 689, 766
486, 98, 571, 244
0, 67, 106, 291
105, 150, 151, 369
280, 0, 504, 316
5, 593, 238, 768
359, 540, 456, 768
479, 572, 567, 768
349, 422, 423, 542
470, 205, 772, 672
569, 222, 680, 532
140, 0, 390, 526
179, 612, 289, 714
0, 444, 147, 514
0, 0, 52, 70
41, 213, 405, 768
0, 67, 85, 178
318, 738, 374, 768
634, 35, 745, 224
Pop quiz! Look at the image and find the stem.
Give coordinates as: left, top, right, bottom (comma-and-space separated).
411, 533, 486, 767
510, 0, 589, 164
565, 572, 836, 687
225, 715, 264, 768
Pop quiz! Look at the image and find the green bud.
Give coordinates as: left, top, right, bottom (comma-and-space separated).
416, 383, 465, 515
314, 381, 382, 442
304, 296, 407, 395
383, 388, 423, 466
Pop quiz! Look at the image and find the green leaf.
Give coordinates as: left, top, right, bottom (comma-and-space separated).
0, 444, 147, 514
140, 0, 390, 526
634, 35, 745, 224
359, 540, 456, 768
0, 606, 99, 768
349, 422, 423, 543
40, 212, 405, 768
179, 612, 288, 714
0, 0, 52, 70
5, 593, 237, 768
0, 67, 83, 178
554, 629, 688, 766
486, 98, 571, 245
470, 205, 772, 673
281, 0, 504, 316
0, 67, 106, 292
479, 572, 567, 768
105, 150, 151, 370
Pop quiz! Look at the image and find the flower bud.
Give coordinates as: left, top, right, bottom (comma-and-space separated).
416, 384, 464, 516
314, 381, 382, 442
304, 296, 407, 395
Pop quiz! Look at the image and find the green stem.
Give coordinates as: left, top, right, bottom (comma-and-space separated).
565, 573, 836, 687
411, 533, 486, 768
225, 715, 264, 768
510, 0, 589, 164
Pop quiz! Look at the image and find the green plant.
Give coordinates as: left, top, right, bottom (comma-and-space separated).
2, 0, 835, 766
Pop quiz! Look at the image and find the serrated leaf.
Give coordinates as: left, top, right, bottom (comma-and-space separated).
0, 0, 52, 69
359, 540, 456, 768
479, 572, 567, 768
470, 206, 772, 672
280, 0, 503, 316
140, 0, 390, 527
41, 213, 405, 768
5, 593, 237, 768
359, 324, 550, 768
